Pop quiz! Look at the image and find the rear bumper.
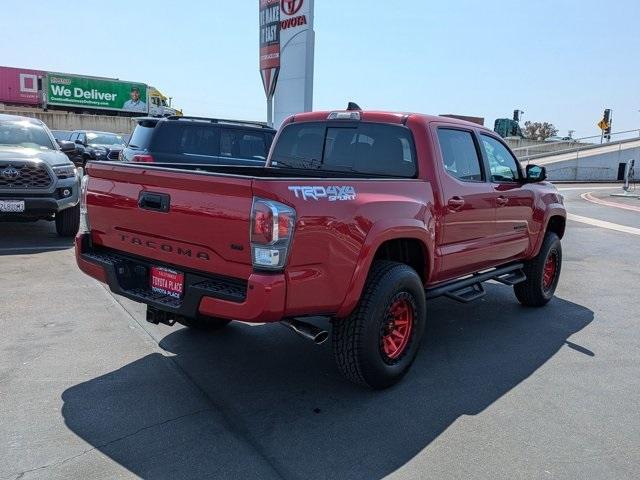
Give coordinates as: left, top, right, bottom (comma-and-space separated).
75, 234, 286, 323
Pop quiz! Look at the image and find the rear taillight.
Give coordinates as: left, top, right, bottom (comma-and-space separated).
132, 154, 154, 163
250, 198, 296, 270
79, 173, 90, 234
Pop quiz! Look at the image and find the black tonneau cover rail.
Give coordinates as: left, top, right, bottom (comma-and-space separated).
92, 161, 417, 180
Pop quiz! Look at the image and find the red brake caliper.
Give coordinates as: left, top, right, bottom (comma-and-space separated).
543, 252, 557, 291
381, 298, 414, 360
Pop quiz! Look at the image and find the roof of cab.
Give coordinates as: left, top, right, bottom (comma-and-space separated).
0, 113, 45, 126
289, 110, 492, 132
132, 115, 275, 132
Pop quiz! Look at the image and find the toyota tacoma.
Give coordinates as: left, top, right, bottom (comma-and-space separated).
1, 114, 81, 236
76, 107, 566, 388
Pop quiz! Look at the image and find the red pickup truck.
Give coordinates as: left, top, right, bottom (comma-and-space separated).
76, 108, 566, 389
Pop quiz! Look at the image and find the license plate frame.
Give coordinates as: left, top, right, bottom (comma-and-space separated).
150, 266, 185, 299
0, 200, 25, 213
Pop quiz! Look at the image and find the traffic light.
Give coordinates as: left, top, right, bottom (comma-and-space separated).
513, 110, 522, 122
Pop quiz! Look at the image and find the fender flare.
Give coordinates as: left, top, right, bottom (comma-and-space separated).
531, 205, 566, 257
335, 219, 433, 318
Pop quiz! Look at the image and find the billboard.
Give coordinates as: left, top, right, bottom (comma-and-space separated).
0, 66, 44, 105
46, 74, 148, 113
259, 0, 281, 99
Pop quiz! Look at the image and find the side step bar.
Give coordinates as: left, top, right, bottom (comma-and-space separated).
426, 263, 526, 303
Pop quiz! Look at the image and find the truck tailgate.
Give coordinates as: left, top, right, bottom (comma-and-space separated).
85, 163, 254, 279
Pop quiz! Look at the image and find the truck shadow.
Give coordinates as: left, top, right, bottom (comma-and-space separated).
61, 285, 593, 479
0, 220, 73, 255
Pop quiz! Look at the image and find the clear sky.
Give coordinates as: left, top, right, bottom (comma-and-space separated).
2, 0, 638, 138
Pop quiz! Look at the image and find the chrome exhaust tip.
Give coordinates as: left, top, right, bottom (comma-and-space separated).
281, 319, 329, 345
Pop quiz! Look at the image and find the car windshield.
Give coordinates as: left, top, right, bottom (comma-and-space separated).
51, 130, 72, 141
0, 120, 55, 150
87, 133, 125, 146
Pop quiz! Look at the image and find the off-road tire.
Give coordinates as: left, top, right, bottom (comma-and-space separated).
332, 261, 426, 389
55, 204, 80, 237
514, 232, 562, 307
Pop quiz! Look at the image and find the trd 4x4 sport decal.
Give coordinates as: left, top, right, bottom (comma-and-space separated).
288, 186, 357, 201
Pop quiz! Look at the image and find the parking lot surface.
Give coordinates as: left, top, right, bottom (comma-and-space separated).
1, 183, 639, 480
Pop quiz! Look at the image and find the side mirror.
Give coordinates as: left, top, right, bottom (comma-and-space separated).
75, 139, 85, 146
57, 140, 76, 153
525, 164, 547, 183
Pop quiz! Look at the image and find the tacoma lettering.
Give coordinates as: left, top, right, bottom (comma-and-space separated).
118, 234, 209, 260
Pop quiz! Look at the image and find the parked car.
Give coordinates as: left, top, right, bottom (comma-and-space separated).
68, 130, 127, 167
76, 107, 566, 388
121, 116, 276, 165
0, 114, 81, 236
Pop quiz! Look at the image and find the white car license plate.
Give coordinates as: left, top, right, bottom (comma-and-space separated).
0, 200, 26, 213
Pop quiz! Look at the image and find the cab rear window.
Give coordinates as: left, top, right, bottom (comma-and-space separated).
271, 122, 417, 177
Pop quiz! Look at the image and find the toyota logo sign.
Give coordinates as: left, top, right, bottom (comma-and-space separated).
1, 166, 20, 179
281, 0, 303, 16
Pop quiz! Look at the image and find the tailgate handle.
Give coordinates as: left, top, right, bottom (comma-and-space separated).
138, 192, 170, 212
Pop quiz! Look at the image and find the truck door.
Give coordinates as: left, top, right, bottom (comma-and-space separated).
149, 95, 160, 117
479, 133, 535, 261
433, 126, 497, 281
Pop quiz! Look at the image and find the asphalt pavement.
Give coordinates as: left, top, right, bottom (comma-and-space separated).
1, 183, 638, 480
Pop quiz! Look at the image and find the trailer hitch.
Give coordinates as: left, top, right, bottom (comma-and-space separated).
146, 306, 178, 327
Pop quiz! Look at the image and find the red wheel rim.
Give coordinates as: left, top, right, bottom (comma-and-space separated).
381, 296, 414, 360
543, 252, 557, 291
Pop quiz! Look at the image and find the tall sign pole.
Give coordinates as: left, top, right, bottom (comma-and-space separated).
274, 0, 315, 127
259, 0, 281, 127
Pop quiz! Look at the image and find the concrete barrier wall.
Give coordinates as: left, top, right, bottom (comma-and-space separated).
544, 147, 639, 181
525, 139, 640, 181
505, 137, 588, 158
0, 107, 135, 134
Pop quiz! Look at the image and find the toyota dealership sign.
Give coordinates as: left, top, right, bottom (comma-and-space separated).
259, 0, 315, 127
259, 0, 280, 99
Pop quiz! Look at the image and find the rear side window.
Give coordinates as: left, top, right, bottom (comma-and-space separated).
153, 124, 221, 156
437, 129, 483, 182
128, 123, 156, 149
272, 122, 416, 177
220, 129, 269, 160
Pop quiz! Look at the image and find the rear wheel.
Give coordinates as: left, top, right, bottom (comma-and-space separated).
55, 205, 80, 237
332, 261, 426, 389
514, 232, 562, 307
178, 315, 231, 331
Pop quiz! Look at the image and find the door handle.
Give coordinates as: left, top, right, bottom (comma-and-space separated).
496, 195, 509, 207
447, 196, 465, 211
138, 192, 170, 212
